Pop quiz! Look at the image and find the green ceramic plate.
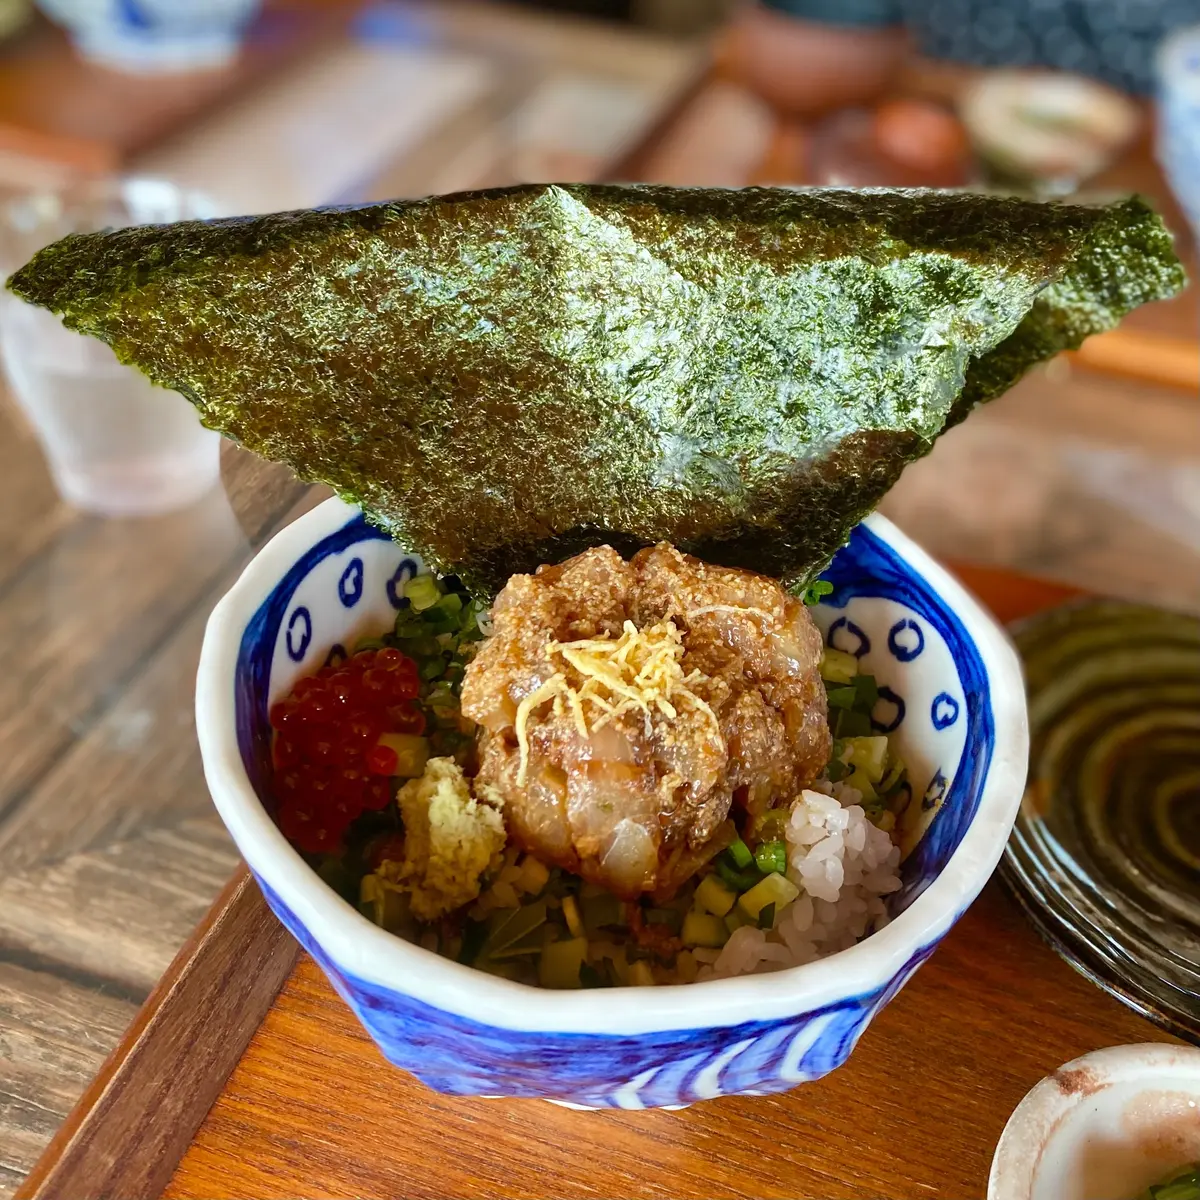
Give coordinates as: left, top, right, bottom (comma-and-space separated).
1002, 600, 1200, 1042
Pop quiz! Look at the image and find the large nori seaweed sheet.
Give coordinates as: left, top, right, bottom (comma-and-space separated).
8, 184, 1185, 594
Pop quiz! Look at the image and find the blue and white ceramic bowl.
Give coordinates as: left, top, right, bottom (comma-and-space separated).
196, 498, 1028, 1109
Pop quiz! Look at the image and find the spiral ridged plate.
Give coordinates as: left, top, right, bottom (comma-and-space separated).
1002, 600, 1200, 1041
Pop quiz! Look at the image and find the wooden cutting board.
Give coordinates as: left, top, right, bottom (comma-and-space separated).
14, 563, 1183, 1200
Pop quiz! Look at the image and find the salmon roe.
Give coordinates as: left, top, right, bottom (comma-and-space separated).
270, 647, 421, 853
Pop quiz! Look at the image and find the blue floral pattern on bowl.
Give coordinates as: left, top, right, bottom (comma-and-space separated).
197, 499, 1028, 1109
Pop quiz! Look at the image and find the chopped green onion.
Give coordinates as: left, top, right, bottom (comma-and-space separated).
580, 891, 625, 932
826, 685, 858, 710
754, 839, 788, 875
834, 709, 872, 739
681, 910, 728, 948
419, 656, 448, 682
826, 757, 852, 782
757, 901, 777, 929
820, 648, 858, 685
853, 672, 879, 710
801, 579, 833, 606
403, 574, 442, 612
727, 838, 754, 869
716, 857, 763, 892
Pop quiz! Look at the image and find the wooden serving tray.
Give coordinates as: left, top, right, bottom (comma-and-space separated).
14, 563, 1181, 1200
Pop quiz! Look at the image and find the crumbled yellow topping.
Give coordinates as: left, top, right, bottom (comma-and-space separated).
514, 619, 721, 785
385, 757, 506, 921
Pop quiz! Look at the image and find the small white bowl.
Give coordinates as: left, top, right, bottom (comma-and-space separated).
989, 1044, 1200, 1200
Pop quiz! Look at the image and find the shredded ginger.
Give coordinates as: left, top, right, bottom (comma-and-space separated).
515, 619, 721, 785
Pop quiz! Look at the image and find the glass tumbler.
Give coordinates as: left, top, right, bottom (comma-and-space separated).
0, 178, 222, 517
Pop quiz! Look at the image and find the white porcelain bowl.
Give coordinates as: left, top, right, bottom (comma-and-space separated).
196, 498, 1029, 1108
990, 1044, 1200, 1200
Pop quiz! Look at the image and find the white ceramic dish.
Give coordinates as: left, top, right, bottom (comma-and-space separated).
196, 497, 1029, 1107
990, 1044, 1200, 1200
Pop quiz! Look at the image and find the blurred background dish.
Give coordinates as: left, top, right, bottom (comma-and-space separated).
1002, 602, 1200, 1042
988, 1043, 1200, 1200
959, 70, 1142, 196
34, 0, 264, 73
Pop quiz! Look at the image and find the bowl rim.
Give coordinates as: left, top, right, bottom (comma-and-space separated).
987, 1042, 1200, 1200
197, 498, 1029, 1036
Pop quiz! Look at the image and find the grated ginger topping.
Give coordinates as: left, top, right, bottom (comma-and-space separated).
514, 620, 722, 785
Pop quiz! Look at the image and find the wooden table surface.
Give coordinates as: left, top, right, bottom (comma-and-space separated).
0, 11, 1198, 1197
161, 886, 1178, 1200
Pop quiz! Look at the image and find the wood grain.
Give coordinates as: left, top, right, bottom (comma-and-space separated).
0, 964, 137, 1198
13, 870, 297, 1200
162, 886, 1176, 1200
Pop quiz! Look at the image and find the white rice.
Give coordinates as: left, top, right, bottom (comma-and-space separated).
698, 787, 902, 980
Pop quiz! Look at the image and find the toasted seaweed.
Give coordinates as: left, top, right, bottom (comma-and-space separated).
7, 185, 1184, 594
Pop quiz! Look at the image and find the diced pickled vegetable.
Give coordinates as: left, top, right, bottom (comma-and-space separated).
682, 910, 729, 948
843, 735, 889, 783
724, 907, 751, 935
538, 937, 587, 989
820, 648, 858, 684
738, 873, 800, 921
675, 950, 699, 984
757, 901, 777, 930
694, 874, 737, 918
629, 960, 656, 987
519, 855, 551, 896
562, 895, 584, 938
376, 732, 429, 778
844, 767, 878, 802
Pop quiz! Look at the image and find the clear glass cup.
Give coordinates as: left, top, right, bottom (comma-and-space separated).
0, 178, 222, 517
